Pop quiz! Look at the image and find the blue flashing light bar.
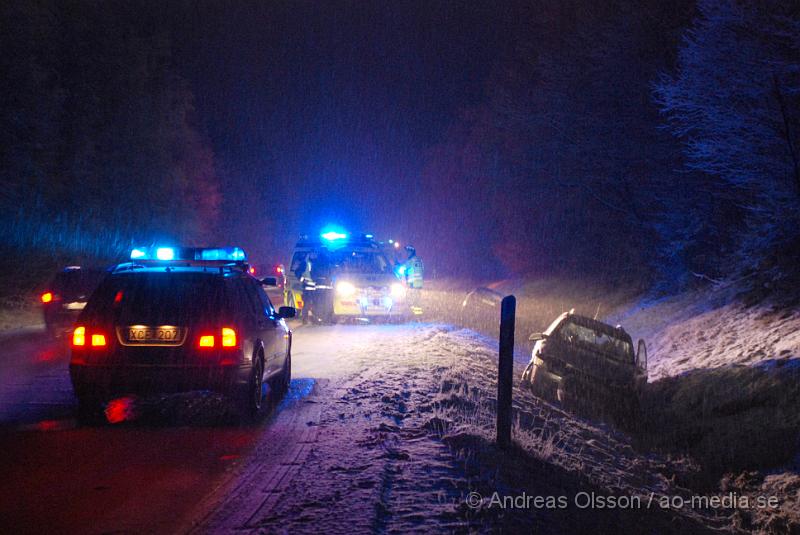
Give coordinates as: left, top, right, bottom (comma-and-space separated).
156, 247, 175, 261
198, 247, 246, 261
130, 246, 247, 263
321, 230, 348, 241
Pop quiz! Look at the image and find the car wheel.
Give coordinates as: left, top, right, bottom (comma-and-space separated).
239, 355, 264, 416
270, 351, 291, 396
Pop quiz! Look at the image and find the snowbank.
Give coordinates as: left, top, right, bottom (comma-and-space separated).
421, 278, 800, 533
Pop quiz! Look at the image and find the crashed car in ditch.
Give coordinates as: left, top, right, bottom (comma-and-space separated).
520, 311, 647, 422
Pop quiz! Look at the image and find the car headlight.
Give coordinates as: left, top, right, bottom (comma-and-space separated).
336, 281, 356, 297
390, 282, 406, 299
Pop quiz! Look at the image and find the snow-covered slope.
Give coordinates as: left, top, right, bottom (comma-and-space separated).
611, 285, 800, 380
421, 278, 800, 533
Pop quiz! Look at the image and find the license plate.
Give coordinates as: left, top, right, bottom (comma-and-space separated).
65, 301, 86, 310
123, 326, 184, 345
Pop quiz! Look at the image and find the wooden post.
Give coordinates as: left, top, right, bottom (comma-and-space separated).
497, 295, 515, 448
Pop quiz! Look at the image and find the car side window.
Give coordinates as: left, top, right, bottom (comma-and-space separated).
254, 283, 276, 316
232, 278, 262, 319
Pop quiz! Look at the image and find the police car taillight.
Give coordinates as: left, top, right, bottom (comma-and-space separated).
73, 326, 107, 348
197, 327, 237, 350
73, 326, 86, 346
198, 335, 215, 348
221, 327, 237, 347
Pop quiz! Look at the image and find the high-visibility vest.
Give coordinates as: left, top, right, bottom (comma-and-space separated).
405, 257, 424, 289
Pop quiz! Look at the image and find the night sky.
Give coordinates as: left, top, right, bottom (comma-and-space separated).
168, 2, 521, 259
3, 0, 795, 285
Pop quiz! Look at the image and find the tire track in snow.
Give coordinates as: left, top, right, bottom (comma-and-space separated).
184, 379, 324, 534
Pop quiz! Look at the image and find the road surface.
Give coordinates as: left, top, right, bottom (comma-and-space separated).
0, 322, 478, 534
0, 318, 723, 534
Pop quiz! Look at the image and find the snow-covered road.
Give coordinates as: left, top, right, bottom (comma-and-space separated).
189, 323, 481, 533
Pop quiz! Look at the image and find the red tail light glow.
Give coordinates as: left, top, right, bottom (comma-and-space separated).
221, 327, 237, 347
41, 292, 53, 303
91, 333, 107, 347
73, 326, 86, 346
248, 266, 255, 274
198, 335, 215, 348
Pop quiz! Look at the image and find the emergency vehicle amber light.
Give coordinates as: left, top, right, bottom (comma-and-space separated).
41, 292, 53, 303
198, 335, 215, 348
221, 327, 237, 347
73, 326, 86, 346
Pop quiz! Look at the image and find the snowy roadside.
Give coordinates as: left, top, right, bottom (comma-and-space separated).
193, 323, 726, 533
422, 278, 800, 533
616, 286, 800, 534
0, 297, 42, 335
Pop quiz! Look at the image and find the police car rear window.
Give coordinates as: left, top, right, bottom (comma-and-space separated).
86, 272, 226, 324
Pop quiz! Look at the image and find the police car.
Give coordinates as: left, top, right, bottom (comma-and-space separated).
285, 230, 409, 323
69, 246, 295, 419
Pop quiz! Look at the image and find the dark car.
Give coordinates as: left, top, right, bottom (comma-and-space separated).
69, 247, 295, 419
41, 266, 107, 337
520, 311, 647, 423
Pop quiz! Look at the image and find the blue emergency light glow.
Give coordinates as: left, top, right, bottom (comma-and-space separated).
129, 246, 247, 262
321, 231, 348, 241
396, 264, 407, 276
198, 247, 246, 261
156, 247, 175, 261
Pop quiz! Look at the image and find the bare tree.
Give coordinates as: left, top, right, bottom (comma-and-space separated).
654, 0, 800, 262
